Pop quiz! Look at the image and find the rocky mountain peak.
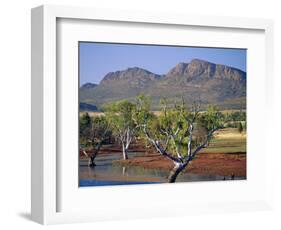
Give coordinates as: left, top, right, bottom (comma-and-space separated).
166, 59, 245, 81
186, 59, 216, 78
100, 67, 161, 86
166, 62, 188, 77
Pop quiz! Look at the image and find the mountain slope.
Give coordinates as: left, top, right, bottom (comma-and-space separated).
79, 102, 98, 111
80, 59, 246, 110
81, 82, 98, 89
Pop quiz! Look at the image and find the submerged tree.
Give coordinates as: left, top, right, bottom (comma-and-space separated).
80, 113, 111, 167
103, 100, 136, 160
135, 96, 224, 183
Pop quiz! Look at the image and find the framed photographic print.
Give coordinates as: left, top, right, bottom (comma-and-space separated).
78, 42, 247, 186
31, 5, 274, 225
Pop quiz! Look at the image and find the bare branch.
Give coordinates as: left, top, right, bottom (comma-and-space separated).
187, 123, 193, 157
163, 136, 171, 152
178, 128, 190, 146
189, 126, 221, 160
143, 125, 181, 163
170, 132, 183, 160
160, 128, 170, 137
174, 127, 180, 137
191, 101, 201, 122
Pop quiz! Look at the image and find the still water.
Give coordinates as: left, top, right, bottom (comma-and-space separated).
79, 152, 242, 187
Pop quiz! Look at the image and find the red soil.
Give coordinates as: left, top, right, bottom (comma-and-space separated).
114, 152, 246, 177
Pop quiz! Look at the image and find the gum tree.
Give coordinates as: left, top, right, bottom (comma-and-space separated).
103, 100, 136, 160
80, 113, 111, 167
135, 96, 224, 183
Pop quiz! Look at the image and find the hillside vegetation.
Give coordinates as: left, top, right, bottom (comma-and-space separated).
80, 59, 246, 110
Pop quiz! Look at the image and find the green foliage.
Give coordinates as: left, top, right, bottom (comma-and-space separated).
103, 99, 139, 159
158, 102, 187, 137
198, 106, 224, 131
225, 111, 246, 122
133, 94, 155, 139
92, 116, 111, 138
104, 100, 135, 126
80, 112, 91, 134
79, 113, 112, 148
79, 112, 92, 146
134, 94, 152, 124
80, 95, 228, 161
150, 101, 223, 157
135, 96, 222, 157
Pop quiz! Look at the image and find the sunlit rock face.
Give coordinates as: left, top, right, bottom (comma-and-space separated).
80, 59, 246, 110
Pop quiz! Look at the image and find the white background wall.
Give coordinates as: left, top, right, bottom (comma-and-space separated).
0, 0, 280, 229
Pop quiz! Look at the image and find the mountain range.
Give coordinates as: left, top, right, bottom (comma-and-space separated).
80, 59, 246, 111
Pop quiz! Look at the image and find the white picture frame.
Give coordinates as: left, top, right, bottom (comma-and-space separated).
31, 5, 274, 225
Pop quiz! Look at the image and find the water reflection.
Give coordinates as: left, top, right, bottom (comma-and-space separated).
79, 152, 245, 187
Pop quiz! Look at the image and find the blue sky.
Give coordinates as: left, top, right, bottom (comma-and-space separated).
79, 42, 246, 85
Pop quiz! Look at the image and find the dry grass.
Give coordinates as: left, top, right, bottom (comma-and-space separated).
80, 111, 105, 117
202, 128, 246, 154
215, 128, 246, 140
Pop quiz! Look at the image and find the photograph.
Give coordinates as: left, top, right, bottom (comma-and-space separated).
79, 42, 247, 187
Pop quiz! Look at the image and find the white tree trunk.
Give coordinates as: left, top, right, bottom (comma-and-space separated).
122, 144, 129, 160
168, 162, 189, 183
